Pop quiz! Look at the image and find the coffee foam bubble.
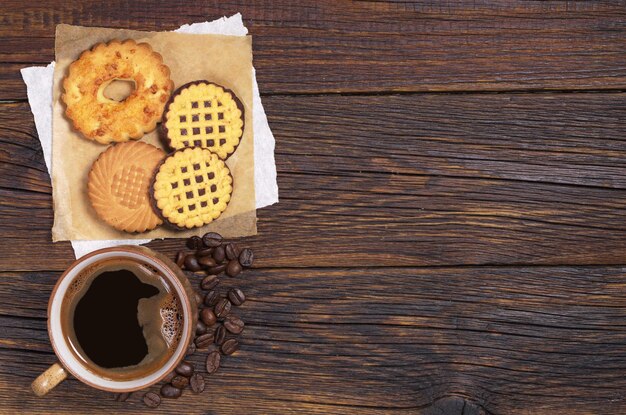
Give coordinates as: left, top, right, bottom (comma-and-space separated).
159, 293, 183, 348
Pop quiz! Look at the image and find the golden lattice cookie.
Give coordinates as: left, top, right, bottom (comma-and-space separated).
88, 141, 165, 232
62, 39, 173, 144
151, 147, 233, 229
161, 81, 244, 159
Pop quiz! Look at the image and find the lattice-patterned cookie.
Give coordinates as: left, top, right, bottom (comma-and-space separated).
161, 81, 244, 159
88, 141, 165, 232
150, 147, 233, 229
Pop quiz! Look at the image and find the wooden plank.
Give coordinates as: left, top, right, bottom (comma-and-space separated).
2, 0, 626, 99
3, 266, 626, 414
2, 92, 626, 270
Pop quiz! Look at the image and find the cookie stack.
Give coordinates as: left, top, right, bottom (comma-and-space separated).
62, 39, 245, 233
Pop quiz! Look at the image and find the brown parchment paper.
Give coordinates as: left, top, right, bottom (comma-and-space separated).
51, 24, 256, 241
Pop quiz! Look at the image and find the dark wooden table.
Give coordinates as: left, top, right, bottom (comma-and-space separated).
2, 1, 626, 414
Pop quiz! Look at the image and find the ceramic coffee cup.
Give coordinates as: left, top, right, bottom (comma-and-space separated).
31, 246, 197, 396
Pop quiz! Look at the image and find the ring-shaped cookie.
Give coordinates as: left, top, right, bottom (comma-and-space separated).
62, 39, 173, 144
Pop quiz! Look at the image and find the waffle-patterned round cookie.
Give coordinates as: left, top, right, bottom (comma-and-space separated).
151, 147, 233, 229
62, 39, 173, 144
161, 81, 244, 159
88, 141, 165, 232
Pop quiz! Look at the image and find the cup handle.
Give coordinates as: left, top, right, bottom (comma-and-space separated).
31, 362, 68, 396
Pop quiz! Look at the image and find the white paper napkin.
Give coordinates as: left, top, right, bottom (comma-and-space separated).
21, 13, 278, 258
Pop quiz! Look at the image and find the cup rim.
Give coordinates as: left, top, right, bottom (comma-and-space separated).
47, 246, 193, 392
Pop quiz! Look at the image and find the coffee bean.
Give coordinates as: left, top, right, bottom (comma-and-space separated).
207, 264, 227, 275
224, 315, 245, 334
115, 392, 130, 402
194, 291, 204, 307
164, 371, 176, 383
228, 288, 246, 306
184, 255, 202, 272
226, 259, 242, 277
221, 339, 240, 355
205, 350, 221, 374
202, 232, 223, 247
175, 251, 186, 268
190, 373, 205, 393
200, 308, 217, 326
187, 236, 203, 250
186, 342, 196, 356
204, 290, 220, 307
214, 324, 226, 345
171, 375, 189, 389
196, 247, 213, 257
225, 243, 240, 260
239, 248, 254, 267
212, 246, 226, 263
143, 392, 161, 408
175, 361, 194, 377
195, 332, 215, 348
160, 384, 182, 399
201, 275, 219, 290
198, 256, 217, 268
196, 320, 207, 335
214, 298, 232, 319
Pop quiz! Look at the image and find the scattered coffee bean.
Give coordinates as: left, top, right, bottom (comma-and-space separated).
198, 256, 217, 268
214, 298, 232, 319
160, 384, 182, 399
115, 392, 130, 402
196, 247, 213, 257
196, 320, 207, 335
175, 251, 186, 268
238, 248, 254, 267
204, 290, 220, 307
190, 373, 205, 393
226, 259, 242, 277
143, 392, 161, 408
225, 243, 240, 260
186, 342, 197, 356
205, 350, 221, 374
201, 308, 217, 326
175, 361, 194, 377
171, 375, 189, 389
212, 246, 226, 263
202, 232, 222, 247
201, 275, 219, 290
228, 288, 246, 306
195, 332, 215, 348
207, 264, 227, 275
214, 324, 226, 345
224, 315, 245, 334
184, 254, 203, 272
221, 339, 240, 355
194, 291, 204, 307
163, 371, 176, 383
187, 236, 203, 250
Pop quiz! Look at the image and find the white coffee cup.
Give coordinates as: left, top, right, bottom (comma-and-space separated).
31, 246, 197, 396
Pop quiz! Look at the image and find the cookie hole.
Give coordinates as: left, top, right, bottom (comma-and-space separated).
171, 182, 178, 189
181, 167, 188, 173
205, 127, 213, 134
188, 204, 196, 211
208, 172, 215, 180
213, 198, 219, 204
193, 163, 200, 170
207, 139, 215, 146
198, 188, 206, 196
181, 130, 188, 137
204, 114, 212, 121
218, 113, 224, 120
194, 140, 202, 146
193, 127, 200, 135
178, 208, 184, 213
200, 201, 208, 207
204, 101, 211, 107
210, 184, 217, 192
195, 175, 203, 183
192, 101, 199, 109
186, 191, 193, 198
179, 115, 187, 122
218, 126, 226, 133
183, 178, 191, 186
192, 114, 199, 122
219, 139, 226, 145
103, 78, 136, 102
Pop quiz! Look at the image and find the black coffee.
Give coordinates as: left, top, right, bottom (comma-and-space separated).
62, 259, 183, 381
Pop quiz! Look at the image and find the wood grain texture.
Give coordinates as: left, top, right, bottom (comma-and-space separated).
2, 93, 626, 270
3, 266, 626, 414
2, 0, 626, 99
